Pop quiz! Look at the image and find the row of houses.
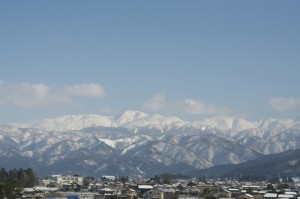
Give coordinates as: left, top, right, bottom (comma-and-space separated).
20, 175, 300, 199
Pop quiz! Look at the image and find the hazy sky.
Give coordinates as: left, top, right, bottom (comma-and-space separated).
0, 1, 300, 123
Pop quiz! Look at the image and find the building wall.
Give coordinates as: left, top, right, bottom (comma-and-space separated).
56, 175, 84, 185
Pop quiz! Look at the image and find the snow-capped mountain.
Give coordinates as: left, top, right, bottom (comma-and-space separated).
17, 110, 188, 132
192, 116, 256, 135
114, 110, 149, 126
17, 110, 299, 135
2, 110, 300, 177
19, 114, 116, 132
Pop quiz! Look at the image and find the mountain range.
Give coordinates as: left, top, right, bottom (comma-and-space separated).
1, 110, 300, 177
195, 148, 300, 179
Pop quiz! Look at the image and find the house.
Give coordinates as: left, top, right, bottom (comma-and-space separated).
34, 186, 58, 192
213, 189, 232, 198
22, 186, 58, 197
121, 188, 137, 199
228, 188, 241, 198
23, 188, 36, 197
137, 185, 154, 195
144, 187, 176, 199
159, 188, 176, 199
237, 193, 254, 199
95, 194, 122, 199
242, 185, 260, 193
98, 188, 114, 195
42, 178, 51, 186
60, 182, 81, 192
285, 191, 297, 197
177, 196, 198, 199
101, 175, 116, 182
93, 183, 105, 192
146, 189, 164, 199
277, 194, 297, 199
264, 193, 278, 199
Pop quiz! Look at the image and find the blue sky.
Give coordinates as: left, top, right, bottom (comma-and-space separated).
0, 1, 300, 123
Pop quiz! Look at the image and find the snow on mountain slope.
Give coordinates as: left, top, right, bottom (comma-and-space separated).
13, 111, 300, 136
119, 113, 188, 130
192, 116, 256, 135
17, 110, 188, 132
233, 118, 300, 143
97, 138, 117, 148
12, 111, 300, 141
114, 110, 149, 126
124, 140, 213, 169
21, 114, 116, 132
257, 118, 295, 134
1, 113, 300, 177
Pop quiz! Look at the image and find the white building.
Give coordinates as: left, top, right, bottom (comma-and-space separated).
56, 175, 84, 185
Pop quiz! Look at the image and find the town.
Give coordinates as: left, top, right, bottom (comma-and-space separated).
2, 170, 299, 199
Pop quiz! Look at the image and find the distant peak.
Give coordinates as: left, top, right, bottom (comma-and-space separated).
121, 110, 148, 115
115, 110, 149, 126
116, 110, 149, 118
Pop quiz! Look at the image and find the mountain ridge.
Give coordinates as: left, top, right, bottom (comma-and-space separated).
14, 110, 300, 134
194, 149, 300, 178
1, 110, 300, 177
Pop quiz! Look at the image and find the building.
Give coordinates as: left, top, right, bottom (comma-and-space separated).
137, 185, 154, 195
263, 193, 277, 199
56, 175, 84, 186
101, 175, 116, 182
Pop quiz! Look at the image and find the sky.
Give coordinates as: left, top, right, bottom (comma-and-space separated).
0, 1, 300, 124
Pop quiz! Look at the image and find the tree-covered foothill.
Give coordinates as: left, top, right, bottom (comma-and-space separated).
0, 168, 38, 199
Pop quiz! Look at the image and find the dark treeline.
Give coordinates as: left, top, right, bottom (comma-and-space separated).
0, 168, 38, 199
